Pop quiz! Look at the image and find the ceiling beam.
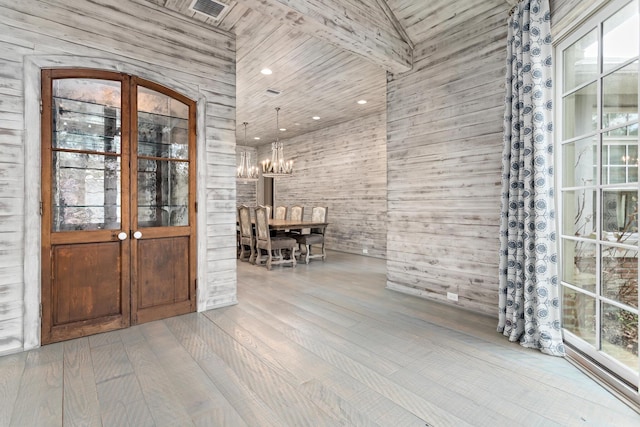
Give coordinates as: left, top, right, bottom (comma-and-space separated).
240, 0, 413, 73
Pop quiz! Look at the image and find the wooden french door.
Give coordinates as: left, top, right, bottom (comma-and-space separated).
41, 69, 197, 344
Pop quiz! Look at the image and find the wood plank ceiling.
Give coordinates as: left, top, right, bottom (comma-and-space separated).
148, 0, 515, 147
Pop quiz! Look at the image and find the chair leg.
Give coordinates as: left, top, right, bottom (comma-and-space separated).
321, 242, 326, 261
250, 245, 256, 264
290, 246, 297, 268
305, 244, 311, 264
267, 249, 273, 270
255, 248, 261, 266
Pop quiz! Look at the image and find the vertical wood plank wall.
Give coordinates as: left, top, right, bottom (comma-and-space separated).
386, 4, 509, 316
385, 0, 605, 317
0, 0, 236, 354
259, 112, 388, 258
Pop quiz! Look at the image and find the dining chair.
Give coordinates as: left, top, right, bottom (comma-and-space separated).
294, 206, 328, 264
259, 204, 272, 219
289, 205, 304, 222
274, 205, 288, 220
286, 205, 305, 238
254, 206, 297, 270
237, 205, 255, 263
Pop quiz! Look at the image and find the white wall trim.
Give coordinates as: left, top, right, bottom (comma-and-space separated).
22, 55, 208, 350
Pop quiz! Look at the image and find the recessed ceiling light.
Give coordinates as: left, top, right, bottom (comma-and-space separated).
312, 116, 320, 120
254, 137, 260, 140
261, 68, 272, 75
279, 128, 287, 131
294, 123, 300, 126
357, 99, 367, 104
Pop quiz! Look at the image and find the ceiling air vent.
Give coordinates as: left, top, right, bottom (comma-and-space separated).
189, 0, 228, 20
265, 88, 282, 97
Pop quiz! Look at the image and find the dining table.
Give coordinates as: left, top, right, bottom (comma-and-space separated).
239, 217, 329, 265
266, 218, 328, 231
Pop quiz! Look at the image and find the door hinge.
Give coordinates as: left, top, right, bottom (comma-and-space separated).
194, 279, 197, 290
39, 201, 43, 216
195, 202, 198, 213
39, 99, 43, 114
39, 303, 42, 319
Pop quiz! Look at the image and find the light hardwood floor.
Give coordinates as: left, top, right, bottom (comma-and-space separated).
1, 251, 639, 426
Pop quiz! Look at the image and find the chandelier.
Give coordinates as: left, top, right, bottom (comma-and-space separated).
262, 107, 293, 178
236, 122, 259, 182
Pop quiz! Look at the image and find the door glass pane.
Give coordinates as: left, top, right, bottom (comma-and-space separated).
563, 82, 597, 139
52, 79, 121, 153
602, 245, 639, 307
562, 136, 598, 187
563, 29, 598, 92
563, 287, 597, 345
602, 189, 638, 236
603, 1, 639, 73
137, 159, 189, 227
601, 302, 639, 372
52, 152, 121, 231
562, 239, 597, 291
137, 87, 189, 160
603, 61, 639, 128
563, 190, 596, 238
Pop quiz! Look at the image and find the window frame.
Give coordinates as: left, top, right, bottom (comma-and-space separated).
556, 0, 640, 402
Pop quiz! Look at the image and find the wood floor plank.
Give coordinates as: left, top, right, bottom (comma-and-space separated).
0, 352, 26, 426
10, 344, 63, 426
139, 319, 247, 426
123, 339, 194, 426
2, 250, 639, 425
228, 293, 475, 426
171, 313, 345, 426
62, 338, 101, 427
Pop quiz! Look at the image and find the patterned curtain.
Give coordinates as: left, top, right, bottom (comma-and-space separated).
498, 0, 565, 356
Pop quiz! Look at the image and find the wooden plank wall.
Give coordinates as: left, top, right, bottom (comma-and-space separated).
385, 0, 605, 317
0, 0, 236, 354
258, 112, 387, 258
385, 4, 509, 317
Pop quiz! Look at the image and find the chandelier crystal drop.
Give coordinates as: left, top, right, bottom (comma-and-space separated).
262, 107, 293, 177
236, 122, 259, 182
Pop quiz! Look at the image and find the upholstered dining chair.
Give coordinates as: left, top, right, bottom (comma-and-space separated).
286, 205, 305, 240
254, 206, 297, 270
274, 205, 288, 220
259, 204, 272, 219
289, 205, 304, 222
237, 205, 255, 263
294, 206, 328, 264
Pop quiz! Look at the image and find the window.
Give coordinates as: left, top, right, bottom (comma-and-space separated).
558, 0, 639, 402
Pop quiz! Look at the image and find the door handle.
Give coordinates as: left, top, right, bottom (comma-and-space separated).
133, 231, 142, 239
117, 232, 128, 241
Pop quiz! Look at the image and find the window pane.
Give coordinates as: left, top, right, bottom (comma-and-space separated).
563, 287, 597, 345
563, 136, 598, 186
602, 245, 638, 308
601, 302, 638, 373
52, 152, 121, 231
563, 29, 598, 92
602, 190, 638, 234
563, 190, 596, 238
603, 61, 638, 129
138, 159, 189, 227
137, 87, 189, 160
563, 82, 597, 139
603, 1, 640, 73
52, 79, 121, 153
562, 239, 597, 291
